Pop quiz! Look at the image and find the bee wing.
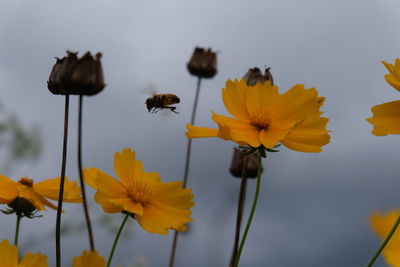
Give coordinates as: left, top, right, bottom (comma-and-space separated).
141, 84, 158, 95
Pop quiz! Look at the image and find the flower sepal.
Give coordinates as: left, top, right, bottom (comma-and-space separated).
1, 197, 42, 218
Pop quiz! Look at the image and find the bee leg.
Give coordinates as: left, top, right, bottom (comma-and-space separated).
169, 107, 179, 114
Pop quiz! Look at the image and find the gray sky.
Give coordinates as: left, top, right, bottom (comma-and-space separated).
1, 0, 400, 266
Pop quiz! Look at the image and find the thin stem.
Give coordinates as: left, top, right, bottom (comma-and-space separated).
234, 155, 262, 267
14, 214, 22, 246
107, 213, 130, 267
168, 77, 202, 267
78, 95, 95, 251
367, 215, 400, 267
56, 94, 69, 267
229, 155, 249, 267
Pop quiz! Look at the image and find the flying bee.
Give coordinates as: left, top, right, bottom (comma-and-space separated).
145, 94, 180, 114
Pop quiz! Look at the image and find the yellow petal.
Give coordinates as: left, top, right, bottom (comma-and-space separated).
83, 167, 100, 189
367, 100, 400, 136
109, 198, 144, 215
34, 177, 82, 203
19, 252, 48, 267
185, 124, 219, 138
222, 79, 250, 121
259, 128, 291, 149
94, 192, 123, 213
0, 240, 18, 267
245, 81, 279, 115
114, 148, 139, 186
72, 250, 106, 267
0, 175, 18, 204
15, 185, 45, 211
384, 74, 400, 92
212, 113, 261, 147
281, 113, 330, 153
95, 171, 127, 199
152, 181, 195, 209
270, 85, 321, 124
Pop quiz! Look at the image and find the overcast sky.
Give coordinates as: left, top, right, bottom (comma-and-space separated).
1, 0, 400, 266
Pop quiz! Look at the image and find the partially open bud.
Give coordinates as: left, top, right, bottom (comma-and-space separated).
229, 148, 262, 178
48, 51, 105, 95
243, 67, 273, 86
187, 47, 217, 78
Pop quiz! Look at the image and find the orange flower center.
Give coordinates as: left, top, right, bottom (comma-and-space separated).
249, 108, 271, 130
18, 177, 34, 187
127, 181, 152, 204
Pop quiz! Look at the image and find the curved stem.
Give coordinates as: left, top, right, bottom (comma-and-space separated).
14, 214, 22, 246
78, 95, 95, 251
168, 77, 202, 267
56, 94, 69, 267
107, 213, 130, 267
234, 155, 262, 267
229, 155, 249, 267
367, 215, 400, 267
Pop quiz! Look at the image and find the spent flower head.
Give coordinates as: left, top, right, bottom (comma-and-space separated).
367, 59, 400, 135
0, 239, 48, 266
186, 79, 330, 153
0, 174, 81, 217
48, 51, 105, 96
187, 47, 217, 79
84, 148, 194, 235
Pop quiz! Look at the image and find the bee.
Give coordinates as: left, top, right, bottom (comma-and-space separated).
145, 94, 180, 114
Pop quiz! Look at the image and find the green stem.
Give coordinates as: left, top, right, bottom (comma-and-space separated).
234, 155, 262, 267
107, 213, 130, 267
367, 215, 400, 267
14, 214, 22, 246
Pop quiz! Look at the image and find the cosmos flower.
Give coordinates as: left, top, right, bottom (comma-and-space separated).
83, 148, 194, 235
0, 175, 82, 215
367, 59, 400, 136
72, 250, 106, 267
371, 211, 400, 267
186, 79, 330, 152
0, 239, 48, 267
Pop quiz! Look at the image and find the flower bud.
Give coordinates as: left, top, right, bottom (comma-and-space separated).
243, 67, 273, 86
48, 51, 105, 96
229, 148, 261, 178
187, 47, 217, 78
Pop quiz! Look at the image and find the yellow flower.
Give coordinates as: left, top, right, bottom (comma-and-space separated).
72, 250, 105, 267
83, 148, 194, 235
371, 211, 400, 267
0, 239, 47, 267
367, 59, 400, 136
0, 175, 82, 212
186, 79, 330, 152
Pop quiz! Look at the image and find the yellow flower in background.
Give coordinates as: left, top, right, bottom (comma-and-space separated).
367, 59, 400, 136
0, 175, 82, 212
72, 250, 105, 267
371, 211, 400, 267
0, 239, 48, 267
84, 148, 194, 235
186, 79, 330, 152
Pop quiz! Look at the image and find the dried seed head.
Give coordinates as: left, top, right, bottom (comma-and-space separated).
48, 51, 105, 95
243, 67, 273, 86
187, 47, 217, 78
229, 148, 262, 178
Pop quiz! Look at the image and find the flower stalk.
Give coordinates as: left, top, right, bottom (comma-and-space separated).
229, 155, 249, 267
234, 153, 263, 267
77, 95, 95, 251
14, 214, 22, 246
107, 213, 130, 267
367, 215, 400, 267
168, 77, 202, 267
55, 94, 69, 267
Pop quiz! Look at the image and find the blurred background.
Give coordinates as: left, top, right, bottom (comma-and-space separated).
1, 0, 400, 266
